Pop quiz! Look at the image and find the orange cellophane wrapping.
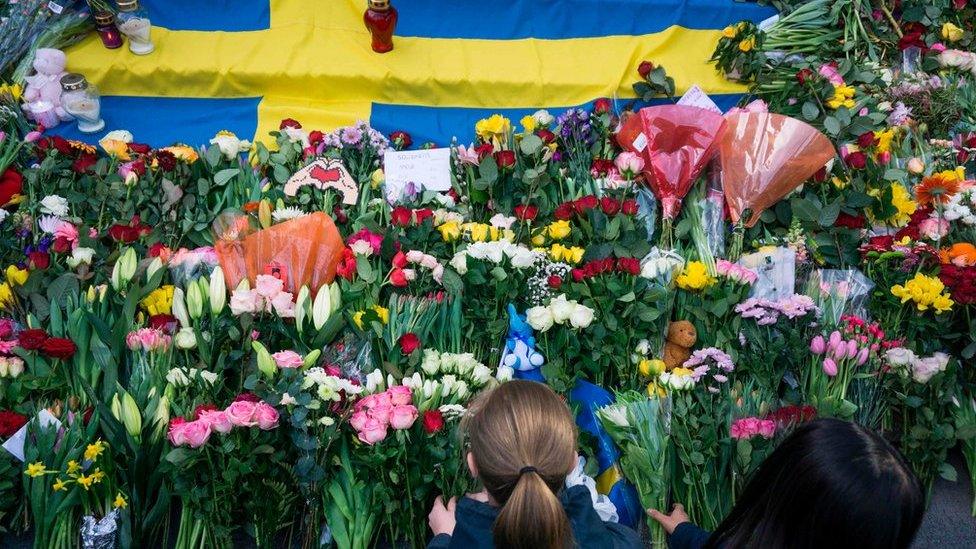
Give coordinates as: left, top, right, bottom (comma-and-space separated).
719, 112, 836, 227
617, 105, 726, 219
215, 212, 343, 293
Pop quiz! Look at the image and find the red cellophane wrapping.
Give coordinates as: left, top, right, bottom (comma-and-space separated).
719, 112, 835, 227
617, 105, 726, 219
214, 211, 343, 293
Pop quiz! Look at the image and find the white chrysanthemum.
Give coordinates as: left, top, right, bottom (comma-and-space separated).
272, 206, 307, 223
39, 195, 69, 217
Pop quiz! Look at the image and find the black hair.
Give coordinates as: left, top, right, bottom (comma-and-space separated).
706, 418, 924, 549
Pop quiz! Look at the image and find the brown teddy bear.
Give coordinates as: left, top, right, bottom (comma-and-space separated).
663, 320, 697, 370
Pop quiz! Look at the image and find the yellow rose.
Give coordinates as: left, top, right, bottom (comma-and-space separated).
547, 220, 572, 240
373, 305, 389, 324
942, 22, 964, 42
466, 223, 490, 242
566, 246, 585, 265
738, 38, 754, 52
549, 244, 568, 262
5, 265, 28, 286
531, 232, 546, 246
475, 114, 512, 144
438, 221, 461, 242
676, 261, 715, 291
722, 26, 737, 38
520, 115, 537, 133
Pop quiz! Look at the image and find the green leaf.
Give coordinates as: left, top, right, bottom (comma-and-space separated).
823, 116, 841, 136
939, 462, 957, 482
273, 164, 291, 184
213, 168, 239, 186
818, 202, 841, 227
801, 101, 819, 121
45, 274, 79, 310
519, 134, 543, 156
355, 256, 375, 284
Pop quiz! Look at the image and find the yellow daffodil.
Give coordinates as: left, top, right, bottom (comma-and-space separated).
891, 273, 954, 314
76, 473, 94, 490
826, 85, 856, 110
92, 468, 106, 483
520, 115, 537, 133
676, 261, 716, 291
114, 493, 128, 509
140, 285, 175, 316
373, 305, 389, 324
0, 283, 13, 309
84, 440, 107, 462
352, 311, 365, 329
722, 26, 737, 38
437, 221, 461, 242
0, 82, 23, 102
53, 478, 69, 491
66, 460, 81, 475
738, 38, 755, 52
5, 265, 28, 286
942, 22, 964, 42
547, 220, 572, 240
25, 462, 50, 478
370, 168, 384, 190
475, 114, 511, 148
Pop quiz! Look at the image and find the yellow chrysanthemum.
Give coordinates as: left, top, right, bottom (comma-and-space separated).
676, 261, 716, 291
890, 273, 954, 314
826, 85, 856, 110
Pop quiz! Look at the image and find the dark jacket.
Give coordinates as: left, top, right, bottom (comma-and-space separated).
668, 522, 712, 549
427, 485, 642, 548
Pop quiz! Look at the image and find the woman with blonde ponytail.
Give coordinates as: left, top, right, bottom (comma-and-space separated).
427, 380, 641, 549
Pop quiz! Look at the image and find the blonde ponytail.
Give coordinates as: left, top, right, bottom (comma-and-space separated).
465, 380, 576, 549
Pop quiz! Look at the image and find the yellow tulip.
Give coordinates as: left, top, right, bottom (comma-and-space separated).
722, 26, 737, 38
5, 265, 27, 286
437, 221, 461, 242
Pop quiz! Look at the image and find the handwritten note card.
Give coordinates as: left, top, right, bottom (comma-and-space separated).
677, 85, 723, 114
383, 148, 452, 201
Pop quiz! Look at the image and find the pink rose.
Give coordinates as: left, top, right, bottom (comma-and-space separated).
253, 402, 279, 430
350, 410, 369, 431
388, 386, 413, 406
373, 391, 392, 408
390, 405, 418, 430
272, 350, 304, 369
758, 420, 777, 439
168, 418, 188, 446
225, 400, 258, 427
368, 403, 392, 424
357, 418, 388, 445
199, 410, 233, 434
255, 274, 284, 298
355, 393, 377, 412
182, 420, 212, 448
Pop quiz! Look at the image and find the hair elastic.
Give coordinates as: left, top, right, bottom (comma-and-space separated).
518, 466, 537, 476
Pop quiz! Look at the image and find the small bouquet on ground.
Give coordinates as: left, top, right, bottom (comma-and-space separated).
805, 268, 874, 328
598, 391, 670, 547
729, 415, 777, 498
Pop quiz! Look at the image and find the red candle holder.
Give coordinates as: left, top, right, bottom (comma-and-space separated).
94, 12, 124, 49
364, 0, 398, 53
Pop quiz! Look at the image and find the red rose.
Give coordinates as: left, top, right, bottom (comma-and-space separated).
795, 68, 815, 85
234, 392, 261, 403
955, 0, 968, 9
593, 98, 612, 115
813, 166, 828, 183
574, 195, 599, 214
40, 337, 77, 360
279, 118, 302, 129
18, 328, 48, 351
474, 143, 494, 160
28, 251, 50, 270
51, 237, 71, 254
537, 129, 555, 144
398, 332, 421, 354
149, 314, 178, 333
422, 409, 445, 434
494, 150, 516, 170
391, 206, 412, 227
857, 132, 878, 149
309, 130, 324, 145
414, 208, 434, 224
617, 257, 641, 275
571, 268, 586, 282
148, 242, 168, 257
336, 249, 357, 281
834, 212, 866, 229
0, 167, 23, 207
621, 199, 639, 216
600, 196, 620, 216
127, 142, 151, 155
547, 275, 562, 289
590, 158, 614, 177
0, 410, 29, 438
390, 268, 409, 287
72, 153, 97, 174
108, 225, 137, 243
333, 206, 349, 225
390, 131, 413, 149
554, 202, 576, 220
514, 204, 538, 221
392, 251, 408, 269
845, 151, 867, 170
638, 61, 654, 79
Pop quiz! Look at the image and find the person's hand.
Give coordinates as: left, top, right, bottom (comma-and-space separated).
647, 503, 690, 535
428, 495, 457, 536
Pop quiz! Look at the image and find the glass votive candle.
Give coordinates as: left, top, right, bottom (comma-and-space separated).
94, 12, 124, 49
60, 73, 105, 134
117, 0, 154, 55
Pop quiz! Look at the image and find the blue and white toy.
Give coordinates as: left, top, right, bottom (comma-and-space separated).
499, 304, 545, 382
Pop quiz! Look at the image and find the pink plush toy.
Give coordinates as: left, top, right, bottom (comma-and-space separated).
22, 48, 71, 128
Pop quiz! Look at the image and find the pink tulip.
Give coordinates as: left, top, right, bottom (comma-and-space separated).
822, 358, 838, 377
828, 330, 842, 349
182, 420, 212, 448
856, 348, 870, 366
390, 405, 418, 430
253, 402, 279, 430
225, 400, 258, 427
846, 339, 859, 359
809, 335, 826, 355
24, 130, 43, 143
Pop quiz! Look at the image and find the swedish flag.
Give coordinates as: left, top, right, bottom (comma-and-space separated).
56, 0, 774, 146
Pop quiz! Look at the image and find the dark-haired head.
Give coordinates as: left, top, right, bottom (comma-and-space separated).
707, 418, 924, 549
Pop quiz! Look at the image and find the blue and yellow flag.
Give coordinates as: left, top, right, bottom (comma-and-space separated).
55, 0, 775, 146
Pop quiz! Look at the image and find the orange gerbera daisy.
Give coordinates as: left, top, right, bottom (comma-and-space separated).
915, 171, 961, 206
942, 242, 976, 267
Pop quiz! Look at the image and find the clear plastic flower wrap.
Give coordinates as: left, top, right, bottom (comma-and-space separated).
806, 268, 875, 327
636, 187, 658, 242
738, 247, 797, 301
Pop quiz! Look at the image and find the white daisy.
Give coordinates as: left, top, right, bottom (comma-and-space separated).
271, 206, 307, 223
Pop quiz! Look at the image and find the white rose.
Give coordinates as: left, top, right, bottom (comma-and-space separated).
7, 358, 24, 378
450, 253, 468, 275
349, 239, 373, 256
39, 195, 69, 217
510, 248, 536, 269
496, 365, 514, 383
439, 403, 466, 419
66, 247, 95, 268
635, 339, 651, 357
550, 295, 575, 324
569, 303, 596, 329
470, 364, 492, 386
525, 306, 554, 332
485, 243, 505, 264
911, 357, 942, 384
210, 132, 251, 160
489, 213, 515, 230
102, 129, 133, 143
282, 126, 309, 147
884, 347, 916, 367
532, 109, 554, 126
